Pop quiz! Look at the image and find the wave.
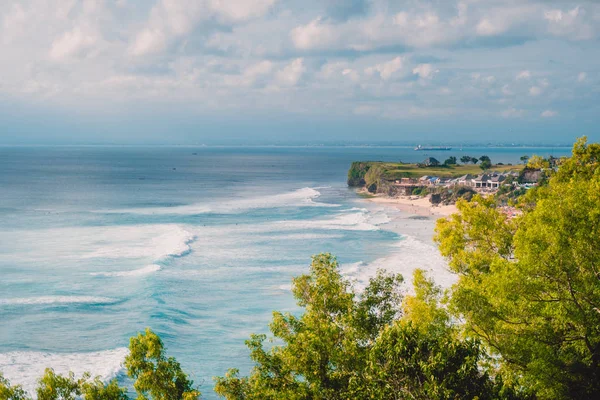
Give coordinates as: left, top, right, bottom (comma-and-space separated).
2, 224, 194, 265
82, 225, 194, 262
272, 210, 383, 232
90, 264, 161, 277
0, 348, 127, 395
341, 235, 457, 292
102, 187, 340, 215
0, 296, 116, 305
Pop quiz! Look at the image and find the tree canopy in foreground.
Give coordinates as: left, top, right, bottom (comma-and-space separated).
214, 254, 519, 400
436, 137, 600, 399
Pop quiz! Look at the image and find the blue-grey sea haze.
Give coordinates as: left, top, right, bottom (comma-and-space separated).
0, 145, 571, 398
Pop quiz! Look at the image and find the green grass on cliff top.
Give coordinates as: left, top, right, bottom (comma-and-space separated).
377, 163, 525, 179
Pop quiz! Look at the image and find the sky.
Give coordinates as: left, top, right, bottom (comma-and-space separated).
0, 0, 599, 145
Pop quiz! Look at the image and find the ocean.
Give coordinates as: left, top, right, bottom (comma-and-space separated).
0, 145, 571, 397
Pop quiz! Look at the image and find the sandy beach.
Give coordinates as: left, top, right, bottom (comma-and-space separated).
364, 193, 458, 218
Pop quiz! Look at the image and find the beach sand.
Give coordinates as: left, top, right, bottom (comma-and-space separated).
365, 194, 458, 218
347, 190, 459, 291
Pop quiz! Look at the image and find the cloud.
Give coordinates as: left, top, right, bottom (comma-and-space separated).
325, 0, 369, 22
290, 17, 340, 50
476, 18, 502, 36
49, 27, 97, 60
129, 29, 167, 56
541, 110, 557, 117
502, 108, 526, 118
210, 0, 278, 23
529, 86, 542, 96
129, 0, 278, 57
223, 60, 274, 87
412, 63, 438, 79
276, 58, 306, 86
544, 6, 595, 40
0, 0, 599, 132
365, 57, 403, 80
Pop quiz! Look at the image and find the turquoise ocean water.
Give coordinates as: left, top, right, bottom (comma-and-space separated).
0, 145, 570, 397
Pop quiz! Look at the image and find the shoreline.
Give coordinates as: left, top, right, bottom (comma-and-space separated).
351, 189, 459, 291
360, 190, 458, 218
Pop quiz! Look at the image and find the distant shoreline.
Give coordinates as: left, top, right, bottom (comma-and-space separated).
358, 189, 458, 218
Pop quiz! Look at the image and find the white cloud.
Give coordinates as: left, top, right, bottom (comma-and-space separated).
577, 72, 587, 82
276, 58, 306, 86
529, 86, 542, 96
476, 18, 501, 36
412, 64, 438, 79
2, 3, 27, 44
544, 6, 595, 40
290, 17, 339, 50
501, 84, 513, 96
130, 28, 167, 56
365, 57, 403, 80
341, 68, 359, 82
516, 70, 531, 80
541, 110, 557, 117
210, 0, 278, 23
49, 27, 97, 60
224, 60, 274, 87
502, 108, 526, 118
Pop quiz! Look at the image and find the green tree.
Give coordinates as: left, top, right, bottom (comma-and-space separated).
519, 155, 529, 165
471, 156, 479, 164
444, 156, 457, 166
0, 374, 28, 400
480, 159, 492, 170
525, 155, 550, 169
435, 137, 600, 399
215, 255, 518, 400
215, 254, 403, 399
0, 370, 128, 400
460, 156, 472, 164
125, 328, 200, 400
479, 155, 491, 163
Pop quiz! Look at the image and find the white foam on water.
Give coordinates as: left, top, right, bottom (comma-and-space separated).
341, 235, 457, 292
0, 348, 128, 396
82, 225, 194, 261
90, 264, 161, 277
0, 296, 116, 305
272, 211, 381, 232
0, 224, 194, 266
257, 233, 344, 241
104, 187, 340, 215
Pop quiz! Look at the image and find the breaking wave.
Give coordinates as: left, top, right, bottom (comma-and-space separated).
102, 188, 339, 215
0, 348, 128, 395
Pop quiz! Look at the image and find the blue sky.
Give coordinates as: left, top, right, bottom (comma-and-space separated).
0, 0, 599, 144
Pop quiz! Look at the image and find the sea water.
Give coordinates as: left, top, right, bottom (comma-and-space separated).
0, 145, 571, 397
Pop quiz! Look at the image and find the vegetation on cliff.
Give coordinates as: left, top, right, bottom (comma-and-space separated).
347, 159, 524, 194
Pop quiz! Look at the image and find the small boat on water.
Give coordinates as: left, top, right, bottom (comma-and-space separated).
414, 145, 452, 151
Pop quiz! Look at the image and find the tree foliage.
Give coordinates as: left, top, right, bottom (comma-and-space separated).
125, 328, 200, 400
0, 329, 198, 400
435, 137, 600, 399
460, 155, 472, 164
479, 159, 492, 170
525, 155, 550, 169
215, 255, 515, 400
0, 374, 28, 400
444, 156, 457, 166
